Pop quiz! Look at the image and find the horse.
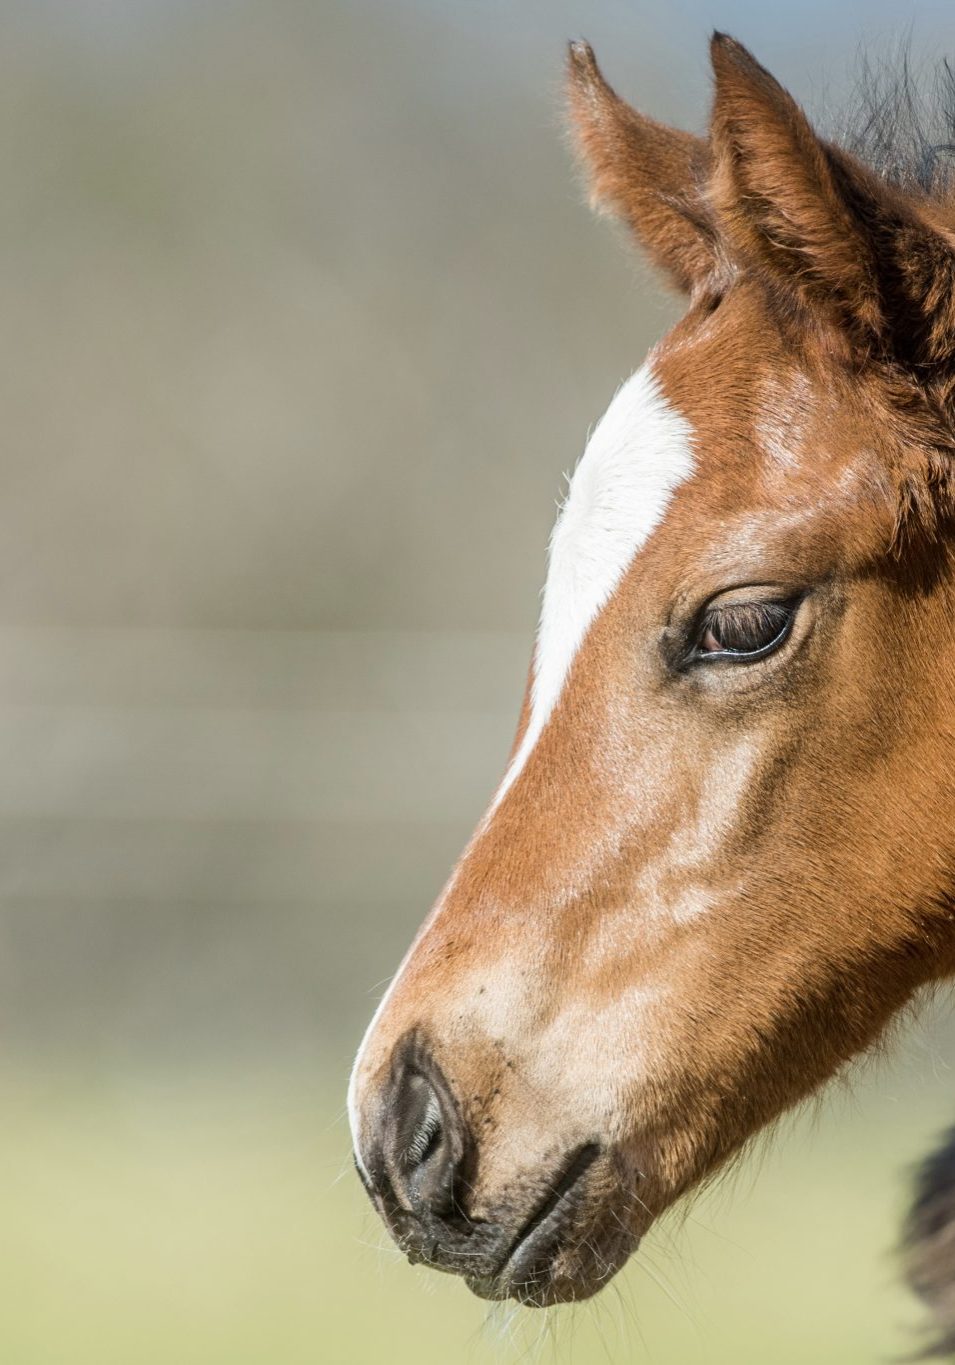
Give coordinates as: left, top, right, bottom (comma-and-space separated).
348, 32, 955, 1348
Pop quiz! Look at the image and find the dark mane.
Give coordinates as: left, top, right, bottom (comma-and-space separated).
830, 48, 955, 199
905, 1125, 955, 1358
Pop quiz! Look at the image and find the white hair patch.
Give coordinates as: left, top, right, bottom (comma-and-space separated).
491, 362, 695, 809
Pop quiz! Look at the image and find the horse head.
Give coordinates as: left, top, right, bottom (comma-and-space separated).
349, 35, 955, 1308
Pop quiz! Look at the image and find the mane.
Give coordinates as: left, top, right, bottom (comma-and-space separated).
905, 1125, 955, 1358
830, 48, 955, 200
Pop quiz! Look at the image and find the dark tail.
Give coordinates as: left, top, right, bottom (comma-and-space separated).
905, 1127, 955, 1358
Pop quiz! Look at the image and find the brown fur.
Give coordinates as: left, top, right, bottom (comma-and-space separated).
350, 34, 955, 1330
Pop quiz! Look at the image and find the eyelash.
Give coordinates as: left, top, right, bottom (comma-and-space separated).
692, 597, 800, 663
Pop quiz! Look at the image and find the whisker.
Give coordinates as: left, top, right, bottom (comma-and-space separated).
636, 1245, 699, 1329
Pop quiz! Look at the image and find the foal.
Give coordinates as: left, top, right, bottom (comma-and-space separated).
350, 33, 955, 1345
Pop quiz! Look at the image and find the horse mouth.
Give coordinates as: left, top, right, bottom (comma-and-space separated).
466, 1142, 616, 1306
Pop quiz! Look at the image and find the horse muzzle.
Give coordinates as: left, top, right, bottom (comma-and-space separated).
352, 1035, 638, 1306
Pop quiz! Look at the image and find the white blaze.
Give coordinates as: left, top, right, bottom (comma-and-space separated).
491, 362, 695, 809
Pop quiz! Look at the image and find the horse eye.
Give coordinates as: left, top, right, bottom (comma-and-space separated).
696, 599, 797, 661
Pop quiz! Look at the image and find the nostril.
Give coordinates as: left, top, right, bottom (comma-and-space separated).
385, 1049, 467, 1222
394, 1072, 451, 1213
403, 1083, 443, 1171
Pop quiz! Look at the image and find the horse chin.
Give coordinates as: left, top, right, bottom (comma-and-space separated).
463, 1212, 639, 1307
465, 1230, 637, 1307
463, 1157, 641, 1308
466, 1271, 611, 1308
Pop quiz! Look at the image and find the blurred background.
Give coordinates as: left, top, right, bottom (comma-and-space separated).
4, 0, 955, 1361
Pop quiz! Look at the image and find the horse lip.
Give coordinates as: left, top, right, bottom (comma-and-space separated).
469, 1142, 602, 1303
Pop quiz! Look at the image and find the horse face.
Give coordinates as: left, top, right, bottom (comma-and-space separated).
349, 38, 955, 1305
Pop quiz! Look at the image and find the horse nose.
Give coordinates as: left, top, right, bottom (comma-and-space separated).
384, 1052, 466, 1220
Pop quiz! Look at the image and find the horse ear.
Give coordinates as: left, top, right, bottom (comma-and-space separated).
566, 42, 717, 296
708, 33, 955, 366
